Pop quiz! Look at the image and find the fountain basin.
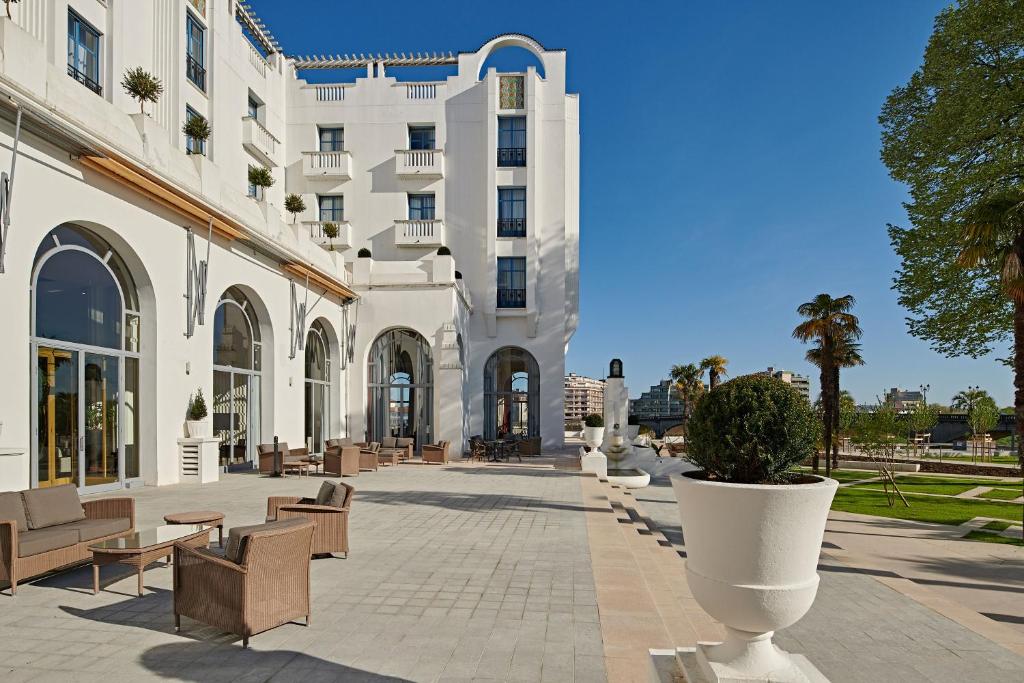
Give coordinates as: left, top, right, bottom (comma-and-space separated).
606, 468, 650, 488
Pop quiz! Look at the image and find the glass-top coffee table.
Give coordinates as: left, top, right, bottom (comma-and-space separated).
89, 524, 212, 596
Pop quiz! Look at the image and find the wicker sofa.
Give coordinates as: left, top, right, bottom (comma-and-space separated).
256, 442, 308, 475
0, 484, 135, 595
379, 436, 414, 463
422, 441, 450, 464
266, 481, 354, 558
173, 517, 315, 647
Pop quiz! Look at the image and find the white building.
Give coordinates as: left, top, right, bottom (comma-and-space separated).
0, 1, 579, 493
563, 373, 604, 425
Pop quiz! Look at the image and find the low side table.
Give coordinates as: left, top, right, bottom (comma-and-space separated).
90, 524, 211, 597
164, 510, 225, 547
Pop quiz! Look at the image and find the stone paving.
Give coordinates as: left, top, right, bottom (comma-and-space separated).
0, 462, 605, 682
630, 448, 1024, 683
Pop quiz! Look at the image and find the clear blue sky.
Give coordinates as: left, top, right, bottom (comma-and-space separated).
256, 0, 1013, 407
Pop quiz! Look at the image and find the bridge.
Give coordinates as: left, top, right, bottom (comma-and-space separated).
635, 412, 1017, 443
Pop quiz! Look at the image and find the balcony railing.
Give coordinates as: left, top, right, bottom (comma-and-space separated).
67, 64, 101, 95
247, 40, 269, 77
497, 288, 527, 309
302, 151, 352, 180
497, 147, 526, 167
241, 116, 279, 167
497, 217, 526, 237
395, 219, 445, 248
396, 149, 444, 178
186, 55, 206, 91
305, 221, 352, 250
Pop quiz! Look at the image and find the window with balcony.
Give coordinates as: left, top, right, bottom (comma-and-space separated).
409, 126, 436, 151
497, 188, 526, 237
247, 165, 263, 200
498, 117, 526, 167
408, 194, 435, 221
497, 257, 526, 308
185, 106, 206, 155
247, 96, 260, 120
319, 127, 344, 152
67, 11, 102, 95
186, 12, 206, 91
319, 195, 344, 222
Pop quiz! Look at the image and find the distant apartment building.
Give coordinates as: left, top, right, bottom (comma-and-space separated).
756, 367, 810, 402
629, 380, 686, 418
885, 388, 924, 411
564, 373, 604, 424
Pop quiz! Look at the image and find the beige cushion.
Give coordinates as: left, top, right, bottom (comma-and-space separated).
59, 517, 131, 542
17, 527, 80, 557
224, 517, 306, 563
396, 438, 413, 448
329, 484, 350, 509
22, 485, 85, 529
367, 442, 380, 452
0, 491, 28, 533
314, 481, 336, 506
381, 437, 397, 448
327, 437, 353, 448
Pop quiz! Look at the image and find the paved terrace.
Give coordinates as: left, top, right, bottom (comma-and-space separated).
1, 454, 1023, 682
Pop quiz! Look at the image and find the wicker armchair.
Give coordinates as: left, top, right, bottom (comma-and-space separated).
256, 442, 307, 475
355, 442, 380, 471
266, 481, 353, 557
323, 445, 360, 477
173, 519, 315, 648
422, 440, 450, 465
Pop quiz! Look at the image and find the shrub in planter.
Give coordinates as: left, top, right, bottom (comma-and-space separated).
284, 193, 306, 222
582, 413, 605, 448
121, 67, 163, 115
673, 375, 835, 681
437, 246, 452, 255
687, 374, 819, 484
583, 414, 604, 428
185, 389, 209, 437
357, 248, 372, 258
322, 221, 339, 239
248, 165, 274, 191
182, 113, 211, 154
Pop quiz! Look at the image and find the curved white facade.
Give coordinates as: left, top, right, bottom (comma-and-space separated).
0, 1, 579, 492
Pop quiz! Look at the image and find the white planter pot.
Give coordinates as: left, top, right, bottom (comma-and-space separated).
672, 472, 837, 681
186, 420, 210, 438
583, 426, 605, 449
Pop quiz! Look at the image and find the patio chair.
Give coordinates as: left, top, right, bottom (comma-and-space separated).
173, 518, 315, 648
323, 444, 360, 477
422, 440, 450, 465
256, 442, 307, 475
518, 436, 541, 456
266, 480, 353, 557
468, 436, 487, 462
355, 442, 380, 471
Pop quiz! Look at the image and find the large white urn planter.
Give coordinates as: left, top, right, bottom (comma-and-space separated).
583, 426, 605, 449
186, 420, 210, 438
672, 472, 837, 682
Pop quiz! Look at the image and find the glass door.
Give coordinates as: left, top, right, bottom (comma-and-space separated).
213, 368, 255, 467
37, 347, 79, 487
83, 353, 119, 487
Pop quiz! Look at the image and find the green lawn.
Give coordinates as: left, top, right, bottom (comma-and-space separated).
983, 520, 1014, 531
977, 487, 1023, 501
848, 475, 1022, 497
923, 453, 1019, 464
792, 467, 876, 484
964, 530, 1024, 547
831, 487, 1022, 525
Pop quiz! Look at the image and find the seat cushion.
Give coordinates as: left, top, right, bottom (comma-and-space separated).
396, 438, 413, 448
329, 484, 350, 509
17, 527, 81, 557
381, 437, 397, 449
22, 485, 85, 529
59, 517, 131, 542
0, 491, 28, 533
224, 517, 307, 564
314, 481, 336, 506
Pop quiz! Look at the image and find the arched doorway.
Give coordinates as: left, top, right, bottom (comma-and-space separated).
31, 224, 142, 491
367, 329, 432, 450
212, 287, 263, 468
484, 347, 539, 440
304, 320, 331, 454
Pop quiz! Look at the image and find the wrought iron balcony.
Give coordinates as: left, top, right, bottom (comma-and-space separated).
67, 64, 102, 95
497, 288, 526, 309
497, 217, 526, 237
497, 147, 526, 167
186, 55, 206, 91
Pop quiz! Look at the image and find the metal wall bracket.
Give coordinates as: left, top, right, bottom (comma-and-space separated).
184, 218, 212, 338
0, 108, 23, 274
289, 277, 309, 359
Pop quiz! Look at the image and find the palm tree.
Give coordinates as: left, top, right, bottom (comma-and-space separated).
700, 355, 729, 391
793, 294, 861, 475
669, 363, 704, 438
951, 387, 991, 413
808, 336, 865, 468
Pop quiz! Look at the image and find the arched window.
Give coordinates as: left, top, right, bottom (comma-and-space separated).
213, 288, 263, 467
484, 347, 539, 439
367, 329, 432, 449
32, 224, 142, 490
305, 320, 331, 454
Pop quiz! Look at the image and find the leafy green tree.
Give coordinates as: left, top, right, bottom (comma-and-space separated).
968, 397, 1000, 461
669, 363, 704, 437
906, 402, 939, 456
793, 294, 862, 475
879, 0, 1024, 482
699, 355, 728, 391
852, 402, 904, 465
121, 67, 163, 115
284, 193, 306, 222
951, 387, 993, 413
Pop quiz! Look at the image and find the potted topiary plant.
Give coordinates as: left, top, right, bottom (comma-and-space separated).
357, 247, 372, 258
672, 374, 833, 682
284, 193, 306, 223
248, 165, 274, 201
182, 113, 211, 155
121, 66, 163, 115
186, 389, 209, 438
583, 413, 604, 449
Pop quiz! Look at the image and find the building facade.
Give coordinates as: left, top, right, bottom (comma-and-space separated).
563, 373, 604, 425
629, 380, 686, 419
0, 1, 579, 493
755, 367, 810, 402
885, 387, 924, 412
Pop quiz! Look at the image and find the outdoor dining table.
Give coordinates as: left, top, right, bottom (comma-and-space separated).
486, 439, 520, 462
